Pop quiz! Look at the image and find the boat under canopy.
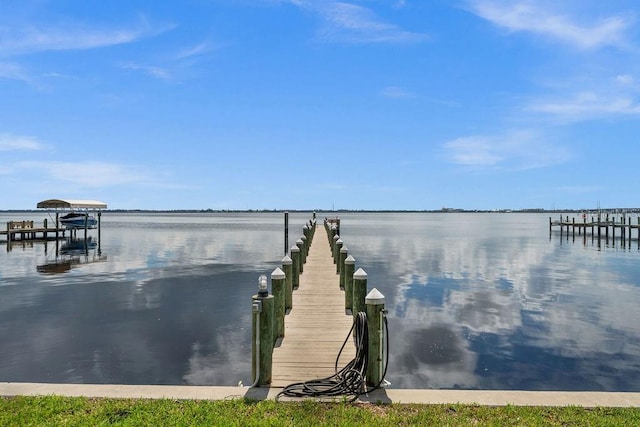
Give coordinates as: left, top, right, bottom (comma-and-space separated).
36, 198, 106, 231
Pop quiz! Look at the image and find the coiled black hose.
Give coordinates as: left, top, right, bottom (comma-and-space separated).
276, 311, 388, 401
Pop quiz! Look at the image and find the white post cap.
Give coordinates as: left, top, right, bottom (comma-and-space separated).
271, 267, 285, 280
366, 288, 385, 305
353, 268, 367, 280
290, 245, 300, 252
340, 245, 348, 253
282, 255, 292, 265
345, 255, 356, 264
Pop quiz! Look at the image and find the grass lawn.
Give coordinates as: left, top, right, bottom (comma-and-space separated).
2, 396, 640, 426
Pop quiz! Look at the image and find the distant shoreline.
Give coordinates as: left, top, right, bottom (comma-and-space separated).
2, 208, 639, 214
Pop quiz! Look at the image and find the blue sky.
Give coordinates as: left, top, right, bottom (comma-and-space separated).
1, 0, 639, 211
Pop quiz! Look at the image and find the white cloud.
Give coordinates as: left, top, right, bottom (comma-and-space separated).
465, 0, 632, 50
380, 85, 416, 99
0, 134, 46, 151
0, 18, 172, 57
528, 91, 640, 120
444, 136, 504, 167
18, 161, 155, 188
283, 1, 427, 43
393, 0, 407, 9
0, 61, 32, 82
616, 74, 634, 85
174, 41, 217, 60
443, 131, 571, 170
119, 62, 172, 80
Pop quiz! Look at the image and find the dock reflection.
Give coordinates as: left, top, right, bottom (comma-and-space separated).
37, 236, 107, 274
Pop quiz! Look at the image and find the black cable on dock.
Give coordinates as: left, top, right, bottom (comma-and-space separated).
276, 311, 389, 402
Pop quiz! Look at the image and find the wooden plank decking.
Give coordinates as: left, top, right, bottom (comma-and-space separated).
271, 225, 355, 387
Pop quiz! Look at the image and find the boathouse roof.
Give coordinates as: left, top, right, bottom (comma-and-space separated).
36, 199, 107, 210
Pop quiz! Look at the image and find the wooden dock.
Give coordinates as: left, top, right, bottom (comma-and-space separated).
271, 224, 355, 387
550, 214, 640, 242
1, 221, 66, 242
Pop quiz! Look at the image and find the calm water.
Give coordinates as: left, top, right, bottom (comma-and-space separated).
1, 212, 639, 390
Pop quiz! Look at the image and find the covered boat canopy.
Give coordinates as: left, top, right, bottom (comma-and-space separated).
37, 199, 107, 210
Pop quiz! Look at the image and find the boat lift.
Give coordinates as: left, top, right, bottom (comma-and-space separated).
36, 198, 107, 250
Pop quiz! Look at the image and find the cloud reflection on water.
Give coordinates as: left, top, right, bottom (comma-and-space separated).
338, 212, 640, 390
1, 212, 639, 390
0, 212, 304, 386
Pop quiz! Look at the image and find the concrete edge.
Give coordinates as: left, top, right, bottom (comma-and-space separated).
2, 383, 640, 407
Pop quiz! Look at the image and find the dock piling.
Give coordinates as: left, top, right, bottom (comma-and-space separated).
352, 268, 368, 320
290, 245, 300, 290
301, 235, 308, 263
296, 239, 304, 273
344, 255, 355, 304
271, 267, 286, 341
339, 245, 348, 285
366, 288, 386, 387
282, 255, 293, 311
252, 275, 274, 386
335, 239, 344, 273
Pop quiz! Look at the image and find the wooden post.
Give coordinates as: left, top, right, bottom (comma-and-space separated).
333, 236, 341, 264
352, 268, 368, 319
339, 245, 348, 283
282, 255, 293, 311
573, 217, 576, 237
335, 239, 343, 272
84, 213, 88, 243
97, 211, 102, 254
6, 222, 10, 243
284, 211, 289, 256
302, 224, 309, 250
344, 255, 355, 306
559, 215, 563, 238
613, 217, 616, 240
290, 245, 300, 290
366, 288, 386, 387
296, 238, 304, 273
301, 235, 308, 264
271, 267, 286, 341
330, 225, 337, 246
252, 276, 274, 386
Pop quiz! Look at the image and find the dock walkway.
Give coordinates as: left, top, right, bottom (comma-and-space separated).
550, 214, 640, 244
271, 225, 355, 387
1, 220, 65, 242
